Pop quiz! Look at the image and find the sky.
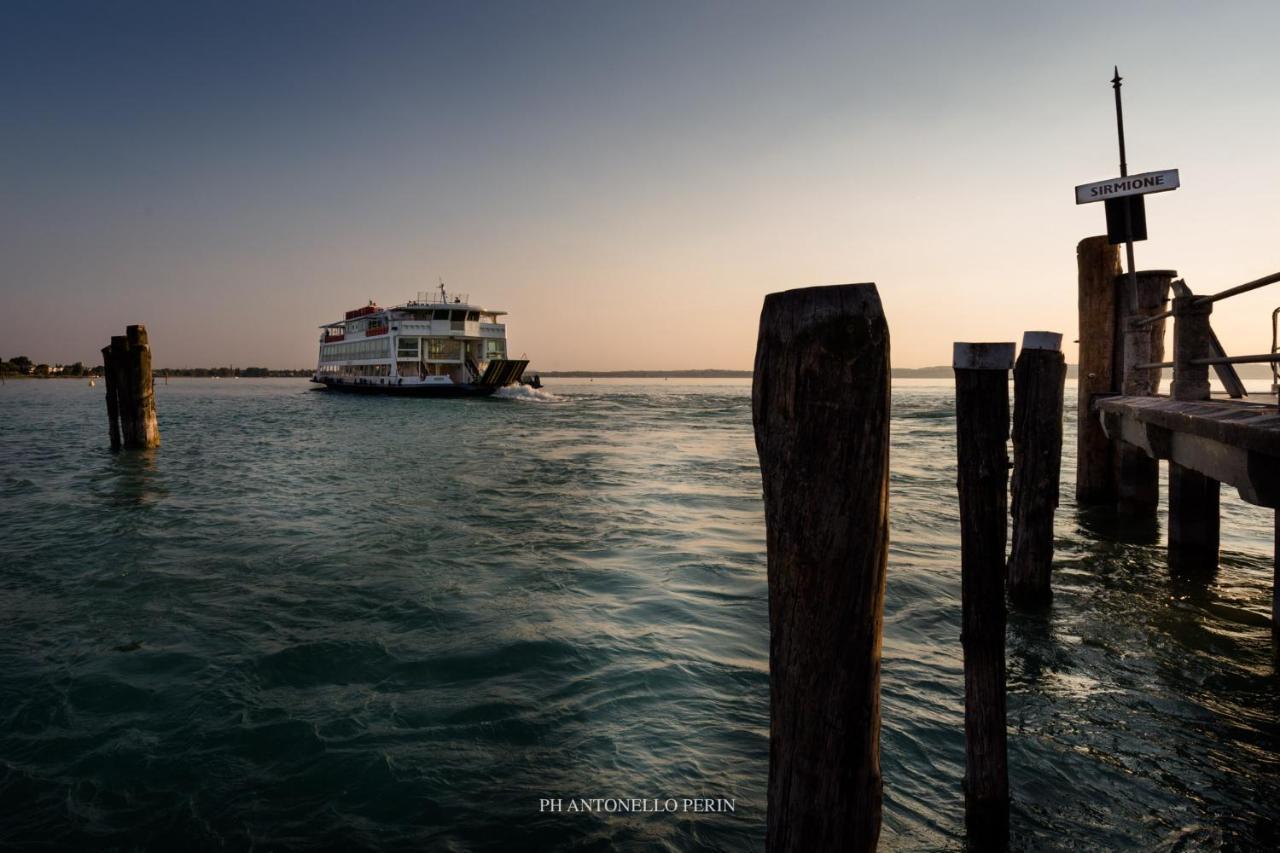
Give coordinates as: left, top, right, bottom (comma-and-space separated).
3, 1, 1278, 370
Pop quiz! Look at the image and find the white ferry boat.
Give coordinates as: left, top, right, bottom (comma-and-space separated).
311, 286, 536, 397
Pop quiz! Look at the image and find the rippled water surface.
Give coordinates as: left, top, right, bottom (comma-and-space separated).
1, 377, 1276, 850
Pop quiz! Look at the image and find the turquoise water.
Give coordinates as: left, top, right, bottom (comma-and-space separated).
0, 377, 1276, 850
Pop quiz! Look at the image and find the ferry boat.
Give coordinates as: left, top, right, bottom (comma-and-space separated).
311, 286, 536, 397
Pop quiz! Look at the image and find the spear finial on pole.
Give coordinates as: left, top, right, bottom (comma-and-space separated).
1110, 66, 1138, 307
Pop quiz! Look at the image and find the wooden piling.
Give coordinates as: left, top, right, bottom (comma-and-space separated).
101, 344, 121, 451
1114, 270, 1173, 519
1168, 295, 1218, 577
102, 325, 160, 450
1274, 511, 1278, 659
1008, 332, 1066, 608
1076, 237, 1122, 505
953, 341, 1012, 850
753, 283, 889, 853
123, 325, 160, 449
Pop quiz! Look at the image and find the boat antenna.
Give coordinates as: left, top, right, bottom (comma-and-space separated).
438, 278, 447, 303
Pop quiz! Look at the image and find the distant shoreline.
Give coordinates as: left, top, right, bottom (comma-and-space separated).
8, 364, 1276, 381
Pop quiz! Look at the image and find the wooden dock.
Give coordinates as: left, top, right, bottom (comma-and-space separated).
1077, 246, 1280, 653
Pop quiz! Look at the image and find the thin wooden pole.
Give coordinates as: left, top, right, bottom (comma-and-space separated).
1076, 237, 1122, 504
101, 344, 121, 450
1168, 296, 1219, 577
1008, 332, 1066, 608
954, 341, 1012, 850
109, 335, 134, 447
753, 283, 889, 853
1114, 270, 1174, 519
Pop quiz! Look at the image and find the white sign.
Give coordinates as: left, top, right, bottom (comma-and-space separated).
1075, 169, 1180, 205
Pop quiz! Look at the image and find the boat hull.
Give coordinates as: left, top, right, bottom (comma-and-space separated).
311, 378, 498, 398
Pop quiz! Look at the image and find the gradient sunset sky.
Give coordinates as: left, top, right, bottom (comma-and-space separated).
3, 1, 1278, 370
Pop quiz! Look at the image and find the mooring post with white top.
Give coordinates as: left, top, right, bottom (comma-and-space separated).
1076, 236, 1123, 505
753, 283, 889, 853
1167, 296, 1219, 578
1008, 332, 1066, 608
953, 341, 1012, 850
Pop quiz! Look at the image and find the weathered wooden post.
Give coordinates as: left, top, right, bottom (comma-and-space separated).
1008, 332, 1066, 608
101, 342, 122, 450
1167, 295, 1219, 576
122, 325, 160, 449
953, 341, 1013, 850
102, 325, 160, 450
753, 283, 889, 853
1076, 237, 1122, 505
1114, 270, 1174, 519
1274, 513, 1278, 659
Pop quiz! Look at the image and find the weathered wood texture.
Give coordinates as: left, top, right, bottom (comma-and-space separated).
1274, 512, 1278, 659
101, 344, 122, 450
103, 325, 161, 450
954, 344, 1011, 850
1114, 270, 1173, 519
1008, 341, 1066, 608
1076, 237, 1122, 504
1168, 296, 1219, 576
123, 325, 160, 449
753, 284, 889, 853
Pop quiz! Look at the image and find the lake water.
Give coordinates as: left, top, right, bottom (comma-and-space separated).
1, 377, 1276, 850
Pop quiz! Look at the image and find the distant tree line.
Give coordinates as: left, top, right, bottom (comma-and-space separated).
1, 356, 99, 377
1, 356, 311, 379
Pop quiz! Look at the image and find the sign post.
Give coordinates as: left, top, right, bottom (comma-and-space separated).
1074, 68, 1181, 318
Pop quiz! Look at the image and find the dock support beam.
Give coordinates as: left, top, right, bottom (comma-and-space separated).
954, 341, 1012, 851
1114, 270, 1174, 520
1168, 296, 1219, 577
753, 284, 889, 853
1076, 237, 1122, 505
1008, 332, 1066, 608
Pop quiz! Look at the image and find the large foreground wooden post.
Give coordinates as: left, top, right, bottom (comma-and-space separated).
954, 342, 1012, 851
753, 283, 889, 853
102, 325, 161, 450
1114, 270, 1174, 518
1076, 237, 1122, 505
1168, 296, 1219, 577
1274, 512, 1278, 659
1008, 332, 1066, 608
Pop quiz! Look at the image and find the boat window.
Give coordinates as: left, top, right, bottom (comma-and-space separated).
466, 311, 479, 322
450, 310, 465, 321
433, 310, 450, 321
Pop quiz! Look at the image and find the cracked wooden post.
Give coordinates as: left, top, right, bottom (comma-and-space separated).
1114, 270, 1173, 519
1076, 237, 1122, 505
1168, 296, 1218, 577
101, 342, 122, 450
753, 283, 889, 853
954, 341, 1012, 851
103, 325, 160, 450
1008, 332, 1066, 608
122, 325, 160, 449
